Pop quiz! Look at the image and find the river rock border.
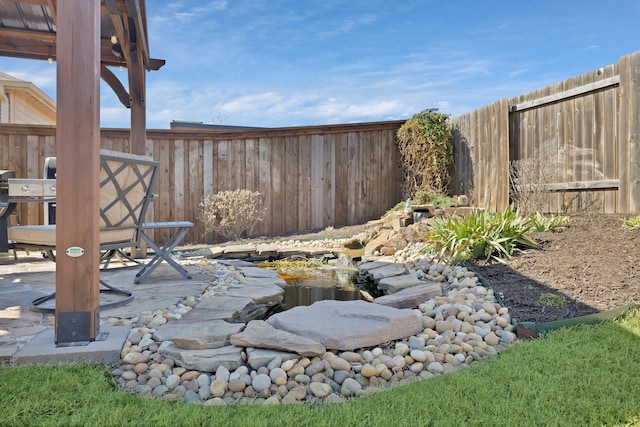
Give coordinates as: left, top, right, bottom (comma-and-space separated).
109, 240, 516, 405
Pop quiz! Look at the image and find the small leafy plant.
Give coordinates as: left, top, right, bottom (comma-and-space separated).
383, 190, 457, 217
623, 216, 640, 230
413, 190, 457, 208
422, 205, 539, 263
536, 293, 569, 309
527, 212, 570, 232
198, 189, 266, 240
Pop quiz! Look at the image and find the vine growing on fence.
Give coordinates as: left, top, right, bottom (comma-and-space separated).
396, 108, 453, 199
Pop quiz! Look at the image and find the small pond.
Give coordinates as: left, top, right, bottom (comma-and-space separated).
253, 255, 379, 318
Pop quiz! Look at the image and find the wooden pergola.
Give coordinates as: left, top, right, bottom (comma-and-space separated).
0, 0, 165, 343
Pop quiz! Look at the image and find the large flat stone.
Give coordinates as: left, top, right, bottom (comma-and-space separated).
374, 282, 442, 309
153, 320, 245, 350
158, 342, 244, 372
363, 263, 407, 280
184, 296, 255, 322
231, 320, 326, 357
255, 244, 280, 258
237, 266, 280, 279
222, 244, 257, 258
220, 279, 284, 304
266, 300, 423, 351
377, 272, 427, 293
358, 261, 394, 274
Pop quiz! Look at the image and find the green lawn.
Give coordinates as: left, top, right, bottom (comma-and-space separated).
1, 312, 640, 427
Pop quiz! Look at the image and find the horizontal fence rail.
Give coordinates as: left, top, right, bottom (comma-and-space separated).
0, 121, 405, 244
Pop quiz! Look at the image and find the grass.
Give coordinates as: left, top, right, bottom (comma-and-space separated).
1, 312, 640, 426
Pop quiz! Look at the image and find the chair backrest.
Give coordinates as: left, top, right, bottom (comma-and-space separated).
7, 150, 159, 251
97, 149, 159, 249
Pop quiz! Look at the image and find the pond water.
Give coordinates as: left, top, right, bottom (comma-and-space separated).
249, 256, 378, 320
278, 267, 364, 310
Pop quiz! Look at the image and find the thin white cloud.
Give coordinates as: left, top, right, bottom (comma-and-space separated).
319, 13, 377, 37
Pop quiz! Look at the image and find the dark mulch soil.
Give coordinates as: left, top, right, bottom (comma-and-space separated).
465, 214, 640, 323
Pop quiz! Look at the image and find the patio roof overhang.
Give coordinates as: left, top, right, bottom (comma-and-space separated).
0, 0, 165, 69
0, 0, 165, 110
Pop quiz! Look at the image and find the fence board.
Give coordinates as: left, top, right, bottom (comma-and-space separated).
629, 51, 640, 213
258, 137, 272, 235
284, 136, 299, 232
618, 54, 632, 213
323, 134, 335, 226
334, 132, 349, 227
297, 135, 311, 231
310, 134, 324, 230
603, 64, 618, 213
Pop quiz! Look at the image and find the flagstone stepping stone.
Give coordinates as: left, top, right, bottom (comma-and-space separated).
219, 279, 284, 304
266, 300, 423, 351
374, 282, 443, 309
231, 320, 326, 357
153, 320, 244, 350
158, 342, 244, 372
361, 263, 407, 280
183, 296, 256, 322
377, 272, 429, 293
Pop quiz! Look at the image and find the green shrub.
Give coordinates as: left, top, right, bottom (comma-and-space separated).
423, 206, 539, 263
396, 108, 453, 199
198, 189, 266, 240
526, 212, 570, 232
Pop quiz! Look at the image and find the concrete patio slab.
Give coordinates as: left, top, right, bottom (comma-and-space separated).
11, 323, 130, 365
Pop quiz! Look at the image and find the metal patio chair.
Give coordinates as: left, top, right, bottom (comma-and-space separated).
7, 149, 159, 312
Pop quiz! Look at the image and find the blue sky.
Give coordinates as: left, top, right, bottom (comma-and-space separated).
1, 0, 639, 129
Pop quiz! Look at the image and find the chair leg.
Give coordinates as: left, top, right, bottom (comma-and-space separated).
30, 280, 134, 314
135, 227, 191, 284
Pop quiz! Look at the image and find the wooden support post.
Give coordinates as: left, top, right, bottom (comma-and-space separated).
54, 0, 101, 344
130, 46, 147, 257
130, 46, 146, 155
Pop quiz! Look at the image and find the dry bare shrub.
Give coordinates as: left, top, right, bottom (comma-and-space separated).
561, 191, 601, 215
509, 155, 556, 215
198, 189, 266, 240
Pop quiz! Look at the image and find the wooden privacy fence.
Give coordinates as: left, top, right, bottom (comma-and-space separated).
451, 50, 640, 215
0, 121, 404, 243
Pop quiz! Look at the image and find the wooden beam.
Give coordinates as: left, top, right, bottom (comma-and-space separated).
47, 0, 57, 26
104, 0, 133, 74
55, 0, 101, 344
126, 0, 151, 69
510, 76, 620, 112
517, 179, 620, 193
7, 0, 50, 5
0, 28, 56, 42
129, 45, 146, 154
100, 64, 131, 108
